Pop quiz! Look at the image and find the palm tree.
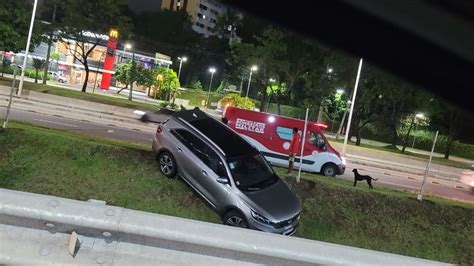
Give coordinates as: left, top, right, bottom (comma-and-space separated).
32, 58, 46, 83
214, 10, 242, 44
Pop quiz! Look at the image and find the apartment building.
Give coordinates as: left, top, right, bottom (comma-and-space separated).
161, 0, 227, 37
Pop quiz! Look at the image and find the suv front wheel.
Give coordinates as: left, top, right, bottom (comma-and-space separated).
158, 151, 177, 178
223, 211, 248, 228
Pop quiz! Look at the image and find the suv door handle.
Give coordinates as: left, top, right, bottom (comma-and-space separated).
177, 147, 182, 152
201, 170, 208, 176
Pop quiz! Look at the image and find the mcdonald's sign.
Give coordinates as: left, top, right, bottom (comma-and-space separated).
109, 29, 119, 39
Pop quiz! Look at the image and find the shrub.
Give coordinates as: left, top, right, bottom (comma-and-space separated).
190, 79, 203, 90
220, 93, 255, 110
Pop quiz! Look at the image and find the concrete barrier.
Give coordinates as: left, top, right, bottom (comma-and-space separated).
0, 189, 450, 265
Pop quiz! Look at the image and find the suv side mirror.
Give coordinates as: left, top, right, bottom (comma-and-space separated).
216, 177, 229, 185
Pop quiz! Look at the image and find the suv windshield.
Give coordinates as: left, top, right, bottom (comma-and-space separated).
227, 153, 278, 191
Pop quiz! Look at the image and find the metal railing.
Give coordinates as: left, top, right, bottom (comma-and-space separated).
0, 188, 450, 265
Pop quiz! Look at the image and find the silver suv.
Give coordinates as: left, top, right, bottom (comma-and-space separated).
152, 108, 301, 235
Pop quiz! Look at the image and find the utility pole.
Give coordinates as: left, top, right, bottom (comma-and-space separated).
43, 2, 57, 84
418, 131, 439, 201
17, 0, 38, 96
342, 58, 363, 155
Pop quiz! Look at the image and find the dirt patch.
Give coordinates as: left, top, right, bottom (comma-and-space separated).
177, 192, 200, 207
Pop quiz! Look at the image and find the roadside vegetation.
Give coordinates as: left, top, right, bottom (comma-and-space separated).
0, 122, 472, 264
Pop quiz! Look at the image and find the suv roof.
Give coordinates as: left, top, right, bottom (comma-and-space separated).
171, 108, 257, 158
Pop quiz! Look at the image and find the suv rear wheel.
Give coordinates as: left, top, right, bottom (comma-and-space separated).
158, 151, 177, 178
223, 211, 248, 228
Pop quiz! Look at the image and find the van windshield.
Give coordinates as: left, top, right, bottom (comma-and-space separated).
227, 154, 278, 191
309, 131, 327, 151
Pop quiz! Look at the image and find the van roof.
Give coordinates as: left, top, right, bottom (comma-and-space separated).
172, 108, 257, 158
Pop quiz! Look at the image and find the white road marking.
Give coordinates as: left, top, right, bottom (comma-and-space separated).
107, 130, 114, 133
32, 118, 78, 128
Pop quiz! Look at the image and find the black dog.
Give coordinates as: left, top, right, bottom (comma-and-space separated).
352, 169, 378, 189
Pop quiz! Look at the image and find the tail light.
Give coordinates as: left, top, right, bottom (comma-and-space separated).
156, 124, 162, 133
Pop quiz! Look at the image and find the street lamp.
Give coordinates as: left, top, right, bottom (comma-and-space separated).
121, 43, 132, 62
206, 67, 216, 108
245, 65, 258, 100
412, 113, 425, 148
177, 56, 187, 81
317, 67, 336, 123
124, 43, 132, 52
17, 0, 39, 96
336, 89, 345, 94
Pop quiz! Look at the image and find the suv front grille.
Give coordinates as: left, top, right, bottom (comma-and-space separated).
274, 213, 300, 229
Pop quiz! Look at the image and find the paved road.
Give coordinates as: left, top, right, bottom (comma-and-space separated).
2, 106, 473, 203
337, 164, 474, 202
1, 107, 154, 145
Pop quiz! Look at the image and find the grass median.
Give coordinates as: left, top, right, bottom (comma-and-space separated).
0, 122, 473, 264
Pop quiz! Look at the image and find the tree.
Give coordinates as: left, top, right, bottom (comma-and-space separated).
266, 80, 288, 115
136, 67, 155, 97
0, 0, 45, 76
214, 10, 242, 44
229, 27, 287, 111
58, 0, 132, 92
115, 62, 132, 92
32, 58, 45, 83
154, 67, 180, 101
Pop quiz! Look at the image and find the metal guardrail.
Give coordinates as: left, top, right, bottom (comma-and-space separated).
0, 188, 450, 265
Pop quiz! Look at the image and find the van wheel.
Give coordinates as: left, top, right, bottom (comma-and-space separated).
158, 151, 177, 178
322, 163, 337, 177
223, 211, 248, 228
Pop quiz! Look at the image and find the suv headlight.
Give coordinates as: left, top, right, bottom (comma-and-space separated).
341, 156, 347, 165
251, 210, 272, 225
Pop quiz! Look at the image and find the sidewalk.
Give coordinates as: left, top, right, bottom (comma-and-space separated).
1, 73, 165, 107
330, 141, 465, 181
326, 132, 473, 166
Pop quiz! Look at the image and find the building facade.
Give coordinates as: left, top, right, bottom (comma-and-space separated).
10, 36, 172, 92
161, 0, 227, 37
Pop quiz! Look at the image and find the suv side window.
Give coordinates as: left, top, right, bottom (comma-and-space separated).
172, 129, 228, 177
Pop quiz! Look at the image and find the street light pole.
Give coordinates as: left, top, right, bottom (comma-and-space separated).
43, 2, 57, 85
177, 56, 187, 81
343, 58, 364, 155
246, 65, 257, 100
174, 56, 187, 104
17, 0, 38, 96
128, 51, 135, 101
317, 67, 334, 123
206, 67, 216, 108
